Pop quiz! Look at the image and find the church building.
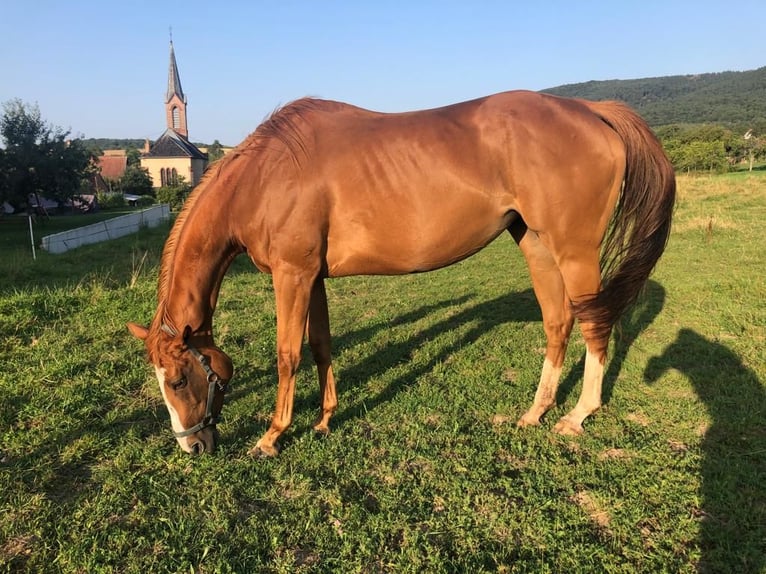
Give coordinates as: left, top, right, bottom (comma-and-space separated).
141, 40, 208, 188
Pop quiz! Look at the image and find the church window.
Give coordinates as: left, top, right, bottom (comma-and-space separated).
172, 107, 181, 129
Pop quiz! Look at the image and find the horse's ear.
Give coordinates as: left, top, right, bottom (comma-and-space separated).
127, 322, 149, 341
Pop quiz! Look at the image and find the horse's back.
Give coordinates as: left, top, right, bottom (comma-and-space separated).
245, 92, 626, 277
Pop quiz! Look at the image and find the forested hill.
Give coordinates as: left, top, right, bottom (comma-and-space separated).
542, 66, 766, 128
81, 138, 211, 150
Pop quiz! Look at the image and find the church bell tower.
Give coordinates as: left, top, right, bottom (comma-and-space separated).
165, 39, 188, 138
141, 34, 207, 189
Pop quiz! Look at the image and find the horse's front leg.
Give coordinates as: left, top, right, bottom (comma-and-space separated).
249, 265, 315, 457
308, 277, 338, 434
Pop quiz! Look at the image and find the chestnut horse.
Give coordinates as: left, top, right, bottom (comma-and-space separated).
128, 91, 675, 456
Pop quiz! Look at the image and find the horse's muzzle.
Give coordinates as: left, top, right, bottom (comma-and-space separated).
188, 427, 219, 455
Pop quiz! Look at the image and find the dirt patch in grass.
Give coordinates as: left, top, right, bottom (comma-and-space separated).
1, 534, 36, 563
598, 447, 631, 461
572, 490, 612, 531
626, 412, 651, 427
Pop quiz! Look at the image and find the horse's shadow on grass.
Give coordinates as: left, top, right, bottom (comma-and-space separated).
235, 280, 668, 450
307, 280, 667, 433
326, 288, 542, 428
230, 288, 543, 447
645, 329, 766, 573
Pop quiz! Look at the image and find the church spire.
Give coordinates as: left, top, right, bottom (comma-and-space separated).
164, 37, 188, 138
166, 39, 186, 104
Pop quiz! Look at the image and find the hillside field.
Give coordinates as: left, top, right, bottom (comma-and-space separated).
0, 172, 764, 573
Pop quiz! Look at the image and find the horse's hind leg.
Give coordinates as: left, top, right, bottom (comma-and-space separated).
554, 256, 612, 435
511, 223, 574, 426
307, 277, 338, 434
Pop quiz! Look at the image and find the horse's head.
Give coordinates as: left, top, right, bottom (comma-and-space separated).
127, 322, 233, 454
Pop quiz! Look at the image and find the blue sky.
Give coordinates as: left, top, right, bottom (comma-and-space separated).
2, 1, 764, 146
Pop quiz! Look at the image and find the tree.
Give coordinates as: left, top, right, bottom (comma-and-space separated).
0, 99, 95, 209
117, 165, 153, 196
675, 140, 728, 173
742, 130, 766, 171
656, 124, 743, 173
156, 175, 192, 210
206, 139, 224, 163
125, 146, 142, 167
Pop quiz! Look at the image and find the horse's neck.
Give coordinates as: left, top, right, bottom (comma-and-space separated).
162, 194, 240, 335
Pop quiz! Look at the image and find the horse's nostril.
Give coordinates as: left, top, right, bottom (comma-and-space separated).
190, 440, 206, 455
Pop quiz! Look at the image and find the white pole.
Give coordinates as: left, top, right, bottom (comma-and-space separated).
28, 215, 36, 260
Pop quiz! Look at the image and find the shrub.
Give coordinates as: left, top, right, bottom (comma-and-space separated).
97, 192, 126, 209
118, 165, 154, 196
157, 179, 192, 210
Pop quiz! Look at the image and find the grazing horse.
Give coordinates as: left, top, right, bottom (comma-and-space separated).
128, 90, 675, 456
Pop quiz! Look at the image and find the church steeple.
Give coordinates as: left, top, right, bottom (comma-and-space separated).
165, 39, 188, 138
166, 40, 185, 103
141, 34, 207, 189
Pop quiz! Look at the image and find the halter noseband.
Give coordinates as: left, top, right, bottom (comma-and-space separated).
160, 323, 228, 438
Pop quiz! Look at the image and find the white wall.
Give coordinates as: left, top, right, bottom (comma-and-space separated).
41, 205, 171, 254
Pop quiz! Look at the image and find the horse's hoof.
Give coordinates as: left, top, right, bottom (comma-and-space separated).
553, 418, 584, 436
248, 441, 279, 458
312, 423, 331, 436
516, 414, 542, 428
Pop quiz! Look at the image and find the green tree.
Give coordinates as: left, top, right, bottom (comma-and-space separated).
125, 146, 142, 167
0, 99, 95, 209
206, 139, 224, 163
156, 176, 192, 210
674, 140, 728, 173
117, 165, 153, 196
657, 123, 741, 173
742, 130, 765, 171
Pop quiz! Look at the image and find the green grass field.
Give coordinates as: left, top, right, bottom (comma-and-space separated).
1, 173, 764, 573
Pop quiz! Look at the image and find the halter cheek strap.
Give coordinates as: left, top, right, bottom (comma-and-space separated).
173, 364, 222, 438
160, 323, 228, 438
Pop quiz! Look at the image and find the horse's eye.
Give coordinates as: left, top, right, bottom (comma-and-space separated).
169, 376, 188, 391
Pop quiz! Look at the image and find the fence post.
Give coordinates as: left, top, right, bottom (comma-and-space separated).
28, 215, 36, 260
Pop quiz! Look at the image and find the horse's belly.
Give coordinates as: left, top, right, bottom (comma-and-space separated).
325, 203, 513, 276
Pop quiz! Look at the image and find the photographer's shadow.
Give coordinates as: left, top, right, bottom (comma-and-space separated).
645, 328, 766, 573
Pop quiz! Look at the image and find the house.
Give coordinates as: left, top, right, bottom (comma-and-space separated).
99, 150, 128, 180
93, 149, 128, 192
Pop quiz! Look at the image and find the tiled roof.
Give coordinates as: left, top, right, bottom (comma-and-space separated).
98, 154, 128, 179
166, 41, 186, 104
145, 128, 208, 159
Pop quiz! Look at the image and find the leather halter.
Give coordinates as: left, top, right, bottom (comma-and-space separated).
160, 323, 228, 438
